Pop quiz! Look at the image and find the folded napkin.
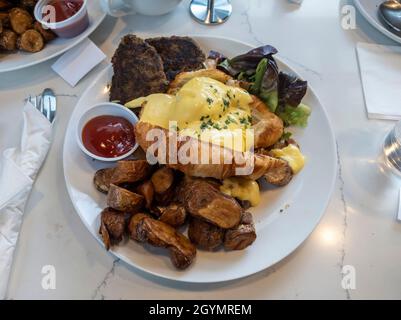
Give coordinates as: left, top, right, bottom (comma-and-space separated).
357, 42, 401, 120
0, 101, 52, 299
52, 39, 106, 87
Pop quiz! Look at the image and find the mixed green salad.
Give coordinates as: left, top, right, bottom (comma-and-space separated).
208, 45, 311, 128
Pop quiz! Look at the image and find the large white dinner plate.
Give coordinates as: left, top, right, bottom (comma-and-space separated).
0, 1, 105, 73
355, 0, 401, 45
63, 35, 337, 283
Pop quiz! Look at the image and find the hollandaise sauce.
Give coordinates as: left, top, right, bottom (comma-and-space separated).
220, 177, 261, 207
127, 77, 255, 152
271, 144, 305, 174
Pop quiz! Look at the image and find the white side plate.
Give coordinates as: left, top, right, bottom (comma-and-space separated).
0, 1, 106, 73
355, 0, 401, 45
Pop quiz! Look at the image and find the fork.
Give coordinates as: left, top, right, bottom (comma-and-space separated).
28, 88, 57, 123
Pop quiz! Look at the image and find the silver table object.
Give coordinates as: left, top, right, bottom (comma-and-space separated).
379, 0, 401, 32
190, 0, 232, 25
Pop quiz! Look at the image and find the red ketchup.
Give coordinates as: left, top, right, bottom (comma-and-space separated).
42, 0, 88, 38
46, 0, 84, 22
82, 115, 136, 158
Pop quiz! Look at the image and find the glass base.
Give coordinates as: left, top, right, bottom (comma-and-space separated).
190, 0, 232, 25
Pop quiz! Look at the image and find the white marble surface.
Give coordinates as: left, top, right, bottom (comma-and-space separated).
2, 0, 401, 300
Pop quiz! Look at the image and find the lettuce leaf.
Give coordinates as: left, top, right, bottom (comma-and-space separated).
250, 58, 268, 94
260, 91, 279, 112
217, 45, 278, 77
211, 45, 311, 127
276, 103, 311, 127
208, 50, 227, 64
278, 72, 308, 108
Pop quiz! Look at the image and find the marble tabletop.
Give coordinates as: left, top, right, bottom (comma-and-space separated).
2, 0, 401, 300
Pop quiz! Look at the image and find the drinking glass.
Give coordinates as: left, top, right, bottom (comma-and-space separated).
384, 120, 401, 177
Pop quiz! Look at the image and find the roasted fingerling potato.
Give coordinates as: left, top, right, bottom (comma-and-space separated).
94, 168, 116, 194
9, 7, 32, 34
157, 203, 187, 228
33, 21, 56, 42
128, 213, 196, 270
17, 29, 43, 52
107, 184, 144, 213
188, 218, 224, 251
99, 207, 127, 250
151, 167, 175, 194
135, 180, 154, 209
0, 29, 17, 50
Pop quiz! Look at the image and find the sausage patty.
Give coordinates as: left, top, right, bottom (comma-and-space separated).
110, 35, 167, 104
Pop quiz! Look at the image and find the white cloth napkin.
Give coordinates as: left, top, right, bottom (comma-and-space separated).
52, 39, 106, 87
357, 42, 401, 120
0, 101, 52, 299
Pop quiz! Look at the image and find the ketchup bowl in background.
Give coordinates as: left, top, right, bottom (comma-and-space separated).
34, 0, 89, 38
76, 103, 139, 162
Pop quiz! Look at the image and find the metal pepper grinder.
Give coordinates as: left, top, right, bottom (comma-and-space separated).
190, 0, 232, 25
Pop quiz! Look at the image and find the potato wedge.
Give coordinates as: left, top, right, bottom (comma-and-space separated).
188, 218, 224, 251
179, 177, 242, 229
110, 160, 152, 185
151, 167, 174, 194
0, 29, 17, 51
99, 207, 126, 250
157, 203, 187, 227
224, 212, 256, 250
135, 180, 154, 208
263, 159, 293, 186
94, 168, 115, 194
128, 213, 196, 269
107, 184, 144, 213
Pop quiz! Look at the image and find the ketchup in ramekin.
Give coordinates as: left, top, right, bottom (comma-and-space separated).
34, 0, 89, 38
48, 0, 84, 22
76, 103, 139, 162
82, 115, 136, 158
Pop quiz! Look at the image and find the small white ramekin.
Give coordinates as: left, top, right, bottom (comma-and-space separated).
76, 102, 139, 162
34, 0, 89, 38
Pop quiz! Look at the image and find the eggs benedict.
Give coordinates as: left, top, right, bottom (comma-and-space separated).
127, 77, 255, 152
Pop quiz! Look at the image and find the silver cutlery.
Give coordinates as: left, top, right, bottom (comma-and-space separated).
379, 0, 401, 32
41, 89, 57, 123
28, 88, 57, 123
190, 0, 232, 25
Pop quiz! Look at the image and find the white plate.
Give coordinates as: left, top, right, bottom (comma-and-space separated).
63, 35, 337, 283
355, 0, 401, 45
0, 1, 106, 73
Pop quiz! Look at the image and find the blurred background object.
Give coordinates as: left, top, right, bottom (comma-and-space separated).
384, 121, 401, 177
379, 0, 401, 32
190, 0, 232, 25
100, 0, 182, 17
